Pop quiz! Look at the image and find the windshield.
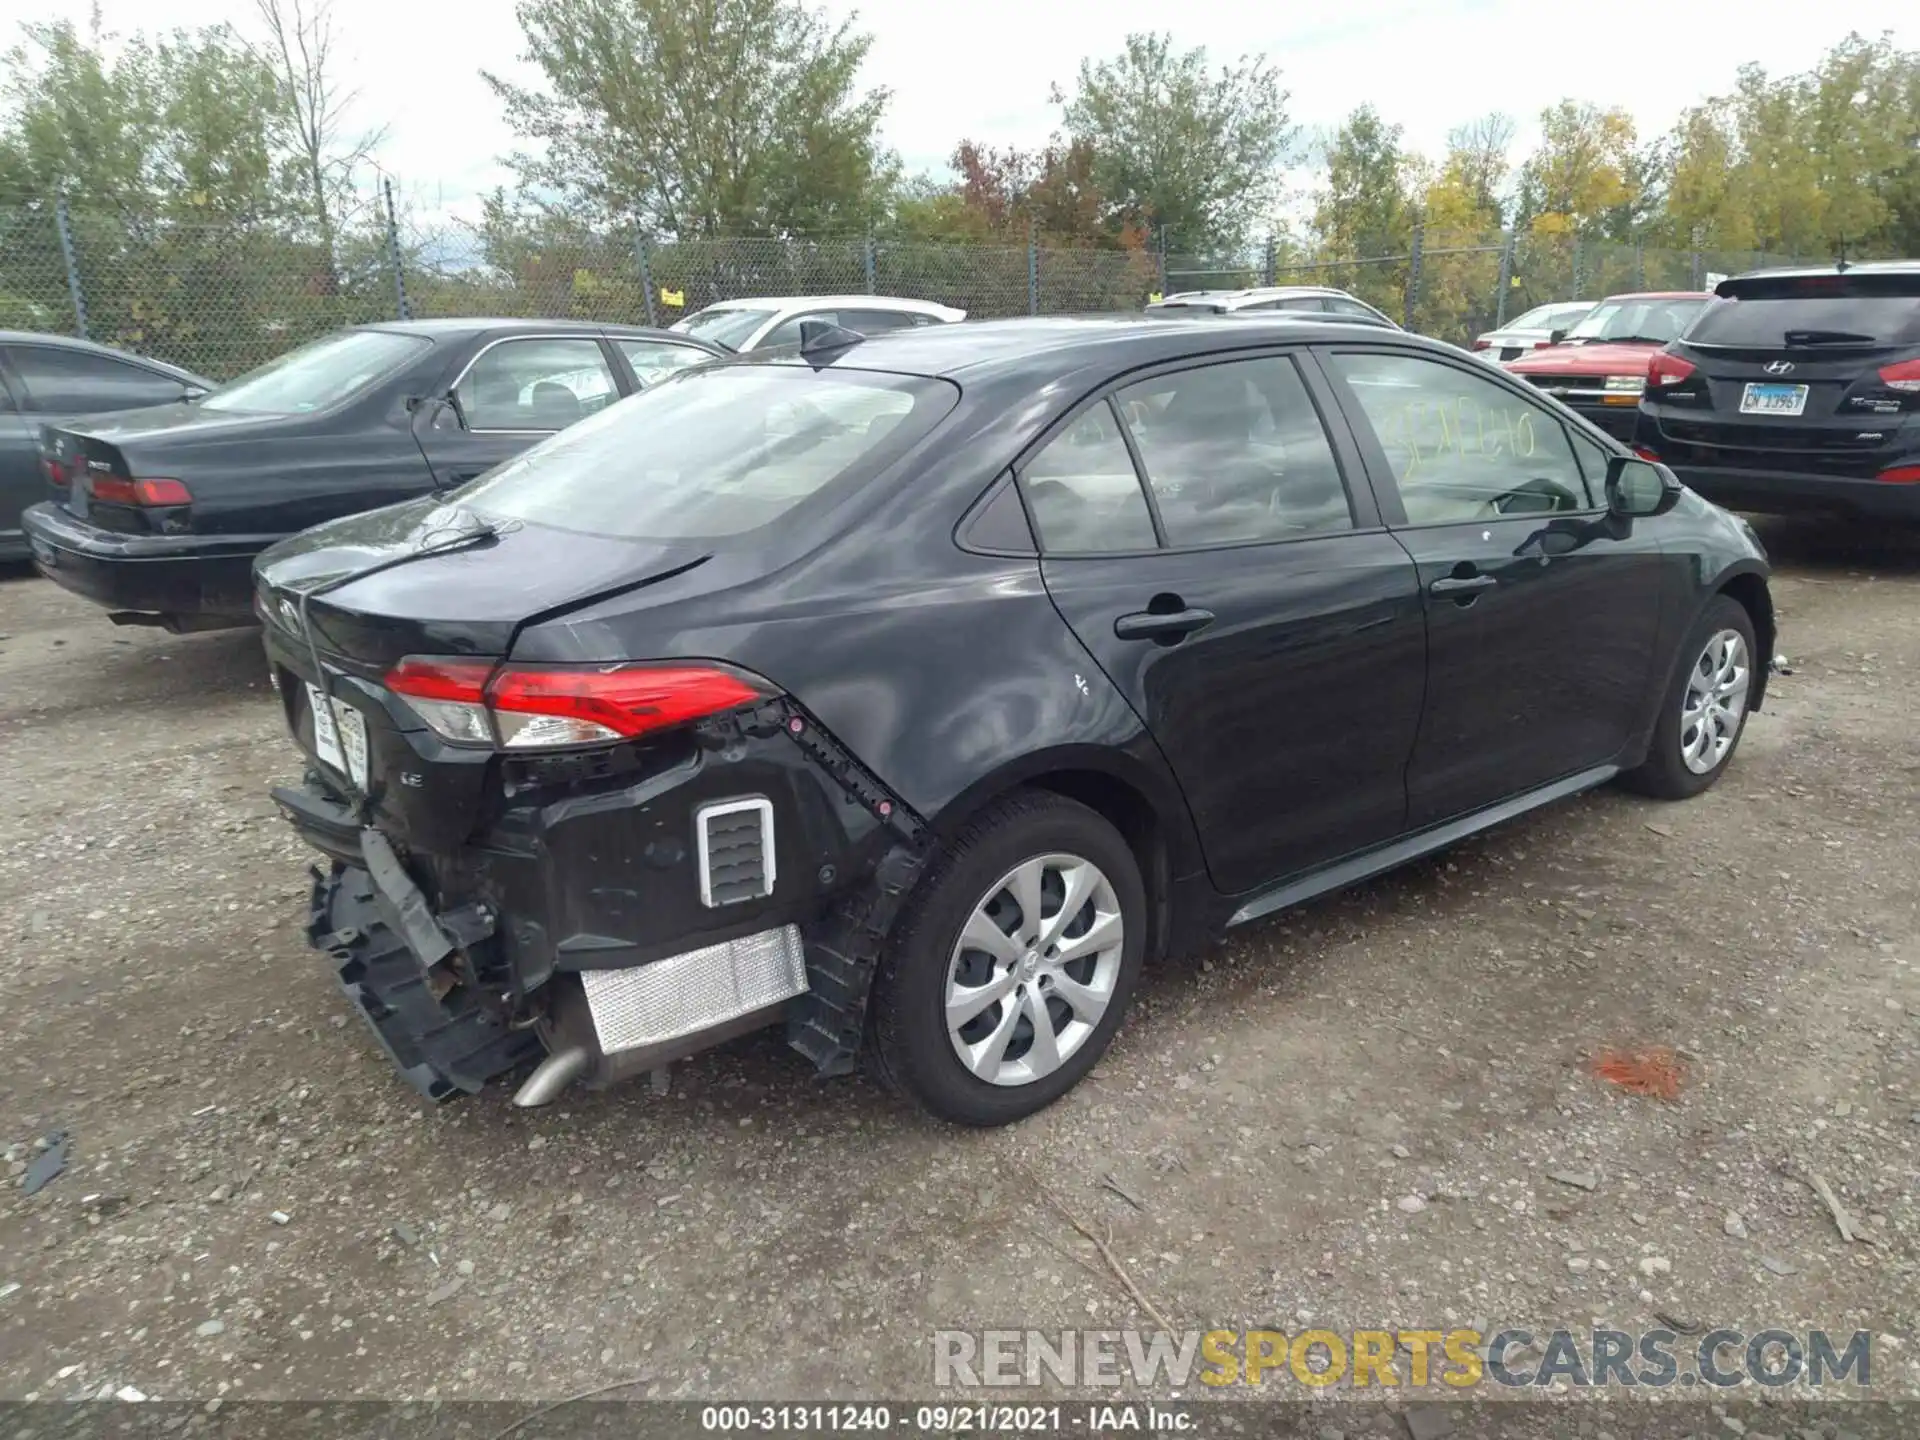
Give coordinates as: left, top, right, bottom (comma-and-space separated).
1508, 303, 1589, 333
456, 365, 959, 541
200, 329, 430, 414
673, 307, 777, 351
1564, 297, 1707, 345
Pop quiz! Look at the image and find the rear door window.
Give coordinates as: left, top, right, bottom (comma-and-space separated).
1019, 402, 1159, 553
1116, 355, 1354, 545
616, 338, 710, 388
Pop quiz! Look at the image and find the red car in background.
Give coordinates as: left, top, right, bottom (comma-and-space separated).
1503, 291, 1714, 439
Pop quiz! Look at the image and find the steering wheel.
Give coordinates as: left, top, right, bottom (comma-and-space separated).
1482, 476, 1581, 518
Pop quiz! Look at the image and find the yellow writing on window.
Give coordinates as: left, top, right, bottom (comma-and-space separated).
1375, 395, 1536, 481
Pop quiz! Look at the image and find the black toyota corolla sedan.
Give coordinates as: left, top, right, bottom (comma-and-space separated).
256, 314, 1774, 1127
23, 318, 722, 631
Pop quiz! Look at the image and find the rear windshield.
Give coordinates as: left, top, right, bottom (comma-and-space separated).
1688, 287, 1920, 348
455, 365, 959, 540
200, 329, 429, 414
674, 306, 777, 351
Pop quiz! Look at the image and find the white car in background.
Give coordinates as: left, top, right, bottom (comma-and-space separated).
670, 296, 966, 352
1146, 285, 1399, 327
1472, 302, 1595, 363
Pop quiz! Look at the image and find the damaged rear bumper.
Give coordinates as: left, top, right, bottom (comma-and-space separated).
307, 860, 540, 1101
275, 691, 932, 1103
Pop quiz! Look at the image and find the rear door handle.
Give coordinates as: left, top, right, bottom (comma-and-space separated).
1114, 607, 1215, 642
1428, 574, 1498, 597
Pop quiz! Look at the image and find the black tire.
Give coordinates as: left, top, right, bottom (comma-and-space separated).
1620, 595, 1758, 800
868, 790, 1148, 1126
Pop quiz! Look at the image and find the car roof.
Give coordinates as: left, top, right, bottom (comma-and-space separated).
1721, 260, 1920, 284
688, 295, 965, 317
753, 312, 1433, 383
1594, 291, 1714, 302
359, 317, 707, 343
0, 329, 213, 384
1159, 285, 1353, 299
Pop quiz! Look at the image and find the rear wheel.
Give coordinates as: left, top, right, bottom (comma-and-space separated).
1621, 595, 1757, 800
869, 791, 1146, 1126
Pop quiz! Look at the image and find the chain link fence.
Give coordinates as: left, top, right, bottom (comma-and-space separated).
0, 195, 1847, 381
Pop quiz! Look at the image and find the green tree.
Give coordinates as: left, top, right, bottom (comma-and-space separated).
1660, 34, 1919, 257
1514, 100, 1639, 237
483, 0, 896, 237
1053, 32, 1292, 253
1311, 105, 1415, 259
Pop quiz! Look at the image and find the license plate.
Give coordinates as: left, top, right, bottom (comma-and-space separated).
307, 683, 369, 788
1739, 382, 1809, 417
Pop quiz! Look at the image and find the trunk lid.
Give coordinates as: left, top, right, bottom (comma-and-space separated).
44, 405, 317, 536
256, 495, 716, 671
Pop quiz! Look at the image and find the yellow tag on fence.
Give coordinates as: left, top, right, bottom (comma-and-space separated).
1148, 292, 1163, 303
660, 288, 685, 307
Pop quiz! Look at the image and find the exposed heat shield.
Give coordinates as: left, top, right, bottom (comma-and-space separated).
580, 925, 808, 1056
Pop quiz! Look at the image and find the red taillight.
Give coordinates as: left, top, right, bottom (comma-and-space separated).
384, 658, 774, 749
1647, 352, 1696, 389
42, 456, 67, 486
1878, 358, 1920, 394
1633, 445, 1662, 463
1876, 464, 1920, 484
385, 657, 493, 703
1472, 338, 1490, 351
89, 476, 192, 506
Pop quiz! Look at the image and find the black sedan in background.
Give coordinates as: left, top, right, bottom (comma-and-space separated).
257, 315, 1773, 1126
1, 332, 212, 562
1636, 262, 1920, 518
23, 319, 722, 629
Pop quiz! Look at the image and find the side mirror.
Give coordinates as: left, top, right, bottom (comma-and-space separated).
1547, 328, 1569, 345
1605, 455, 1681, 519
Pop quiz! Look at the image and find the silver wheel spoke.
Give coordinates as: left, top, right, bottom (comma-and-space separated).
963, 997, 1023, 1079
1049, 968, 1113, 1023
1021, 986, 1062, 1076
947, 967, 1017, 1029
1050, 908, 1122, 966
1006, 857, 1048, 941
1038, 862, 1099, 949
960, 909, 1022, 966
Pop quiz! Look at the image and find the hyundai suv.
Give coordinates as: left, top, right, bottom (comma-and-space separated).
1634, 263, 1920, 518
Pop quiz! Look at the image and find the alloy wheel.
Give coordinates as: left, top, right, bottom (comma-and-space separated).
943, 852, 1125, 1088
1681, 628, 1750, 775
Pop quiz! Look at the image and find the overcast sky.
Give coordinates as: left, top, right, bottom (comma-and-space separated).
28, 0, 1919, 222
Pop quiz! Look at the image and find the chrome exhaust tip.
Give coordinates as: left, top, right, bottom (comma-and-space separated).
511, 1045, 590, 1108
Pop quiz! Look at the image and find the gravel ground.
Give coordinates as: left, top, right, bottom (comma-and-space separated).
0, 517, 1916, 1433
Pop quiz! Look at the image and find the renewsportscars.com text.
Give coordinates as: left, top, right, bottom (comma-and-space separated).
933, 1327, 1873, 1390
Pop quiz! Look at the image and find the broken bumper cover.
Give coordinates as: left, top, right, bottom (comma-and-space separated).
274, 690, 936, 1100
307, 860, 540, 1101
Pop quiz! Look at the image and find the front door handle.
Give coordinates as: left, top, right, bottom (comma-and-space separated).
1428, 573, 1499, 597
1114, 607, 1215, 642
